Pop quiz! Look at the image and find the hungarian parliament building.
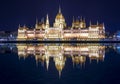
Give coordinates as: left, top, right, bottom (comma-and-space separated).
17, 7, 105, 40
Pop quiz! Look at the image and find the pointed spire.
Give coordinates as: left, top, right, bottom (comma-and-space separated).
83, 17, 85, 22
46, 14, 50, 28
72, 56, 75, 68
46, 14, 49, 23
47, 14, 49, 19
46, 60, 49, 71
18, 24, 21, 28
97, 59, 99, 64
35, 18, 38, 29
103, 55, 105, 62
89, 20, 92, 26
97, 21, 99, 25
80, 16, 82, 22
36, 17, 38, 24
103, 22, 105, 30
45, 55, 49, 71
59, 5, 61, 13
73, 16, 75, 23
59, 70, 61, 78
90, 58, 92, 64
103, 22, 105, 27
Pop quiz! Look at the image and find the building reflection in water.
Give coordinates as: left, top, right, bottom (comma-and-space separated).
17, 44, 105, 77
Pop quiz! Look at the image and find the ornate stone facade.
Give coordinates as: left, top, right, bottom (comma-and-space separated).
17, 6, 105, 40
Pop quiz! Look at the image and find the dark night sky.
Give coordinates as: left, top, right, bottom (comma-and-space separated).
0, 0, 120, 33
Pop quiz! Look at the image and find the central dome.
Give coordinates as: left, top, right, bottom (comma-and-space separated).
56, 13, 65, 19
53, 6, 66, 29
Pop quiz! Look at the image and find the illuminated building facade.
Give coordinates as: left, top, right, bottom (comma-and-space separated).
17, 6, 105, 40
17, 44, 105, 76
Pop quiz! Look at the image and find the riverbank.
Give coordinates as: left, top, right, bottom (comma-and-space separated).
0, 40, 120, 43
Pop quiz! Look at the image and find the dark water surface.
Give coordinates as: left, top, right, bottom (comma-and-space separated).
0, 43, 120, 84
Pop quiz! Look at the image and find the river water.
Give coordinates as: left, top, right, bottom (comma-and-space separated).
0, 43, 120, 84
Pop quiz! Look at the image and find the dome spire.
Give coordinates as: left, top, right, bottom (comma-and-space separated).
59, 70, 62, 78
59, 5, 61, 13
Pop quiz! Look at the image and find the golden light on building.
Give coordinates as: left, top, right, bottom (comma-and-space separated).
17, 6, 105, 40
72, 56, 86, 68
54, 56, 66, 78
17, 44, 105, 77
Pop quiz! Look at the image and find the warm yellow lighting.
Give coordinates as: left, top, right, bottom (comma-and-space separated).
17, 44, 105, 77
17, 6, 105, 40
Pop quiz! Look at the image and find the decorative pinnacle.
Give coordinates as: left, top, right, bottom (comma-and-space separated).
90, 20, 92, 26
18, 24, 21, 28
47, 14, 48, 18
73, 16, 75, 22
97, 21, 99, 25
36, 17, 38, 24
80, 16, 82, 21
